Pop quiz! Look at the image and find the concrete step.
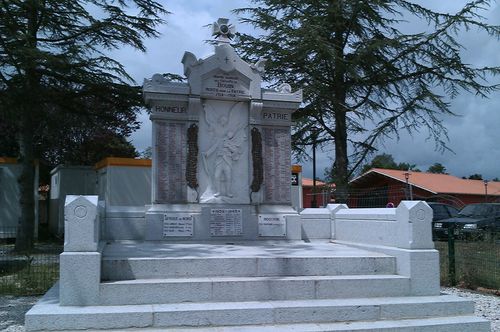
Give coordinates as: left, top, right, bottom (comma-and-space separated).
147, 316, 491, 332
101, 241, 397, 280
102, 256, 397, 280
99, 275, 410, 305
26, 285, 490, 331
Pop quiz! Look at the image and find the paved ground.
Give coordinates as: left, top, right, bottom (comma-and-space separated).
1, 287, 498, 332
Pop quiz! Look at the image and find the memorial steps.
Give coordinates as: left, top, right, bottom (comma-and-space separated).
26, 241, 489, 331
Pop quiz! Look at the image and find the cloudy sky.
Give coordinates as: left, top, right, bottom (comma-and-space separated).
118, 0, 500, 180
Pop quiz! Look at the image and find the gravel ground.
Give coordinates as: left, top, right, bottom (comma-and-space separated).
1, 288, 498, 332
442, 287, 500, 332
0, 295, 38, 332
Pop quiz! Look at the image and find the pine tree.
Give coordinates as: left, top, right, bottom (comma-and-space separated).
427, 163, 447, 174
0, 0, 168, 251
234, 0, 500, 200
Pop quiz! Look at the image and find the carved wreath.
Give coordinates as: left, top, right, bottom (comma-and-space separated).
251, 127, 263, 192
186, 124, 199, 189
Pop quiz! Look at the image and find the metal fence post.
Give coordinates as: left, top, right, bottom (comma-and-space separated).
447, 223, 456, 286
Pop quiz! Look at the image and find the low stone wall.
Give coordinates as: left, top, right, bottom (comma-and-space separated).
300, 201, 440, 296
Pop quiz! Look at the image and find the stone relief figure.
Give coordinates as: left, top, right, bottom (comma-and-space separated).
200, 101, 247, 203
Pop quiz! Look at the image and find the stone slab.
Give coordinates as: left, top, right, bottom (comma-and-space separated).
334, 241, 441, 296
25, 284, 153, 331
301, 218, 332, 240
300, 208, 331, 219
104, 217, 145, 240
102, 256, 396, 280
159, 316, 491, 332
105, 206, 147, 218
25, 286, 488, 331
285, 215, 302, 240
59, 252, 100, 306
99, 275, 410, 305
102, 240, 393, 259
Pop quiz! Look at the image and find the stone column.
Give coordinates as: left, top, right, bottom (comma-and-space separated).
60, 195, 101, 306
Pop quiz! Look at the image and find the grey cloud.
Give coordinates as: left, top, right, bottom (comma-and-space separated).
125, 1, 499, 181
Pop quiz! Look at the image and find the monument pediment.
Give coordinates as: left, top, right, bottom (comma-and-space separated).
182, 43, 262, 99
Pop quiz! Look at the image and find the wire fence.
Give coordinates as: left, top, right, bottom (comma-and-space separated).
0, 227, 62, 296
435, 230, 499, 290
309, 187, 471, 209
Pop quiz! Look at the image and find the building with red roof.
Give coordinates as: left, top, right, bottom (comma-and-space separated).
301, 178, 334, 208
348, 168, 500, 208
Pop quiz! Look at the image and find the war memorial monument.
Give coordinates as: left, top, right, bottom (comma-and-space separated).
25, 18, 490, 331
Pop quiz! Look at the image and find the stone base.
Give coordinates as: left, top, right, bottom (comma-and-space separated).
144, 204, 300, 241
25, 241, 490, 331
26, 286, 490, 331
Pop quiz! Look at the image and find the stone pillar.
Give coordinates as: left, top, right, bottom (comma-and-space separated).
60, 195, 101, 306
395, 200, 434, 249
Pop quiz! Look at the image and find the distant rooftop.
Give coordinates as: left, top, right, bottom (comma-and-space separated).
302, 178, 334, 188
350, 168, 500, 196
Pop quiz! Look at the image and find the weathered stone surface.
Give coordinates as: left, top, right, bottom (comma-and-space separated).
59, 252, 100, 306
64, 195, 99, 252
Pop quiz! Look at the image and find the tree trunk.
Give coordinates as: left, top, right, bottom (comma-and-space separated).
334, 110, 349, 203
15, 110, 35, 252
332, 7, 349, 203
15, 0, 39, 252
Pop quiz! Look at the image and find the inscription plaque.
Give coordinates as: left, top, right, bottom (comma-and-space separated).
262, 127, 291, 203
209, 208, 243, 236
203, 72, 249, 99
156, 122, 187, 203
163, 214, 193, 237
258, 214, 286, 237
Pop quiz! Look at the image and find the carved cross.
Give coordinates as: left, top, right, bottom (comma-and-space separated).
212, 18, 235, 41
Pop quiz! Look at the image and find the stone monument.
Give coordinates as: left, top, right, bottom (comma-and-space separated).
24, 18, 490, 332
143, 18, 302, 241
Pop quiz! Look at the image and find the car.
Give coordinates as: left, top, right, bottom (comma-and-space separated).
432, 203, 500, 241
428, 202, 459, 221
428, 202, 460, 240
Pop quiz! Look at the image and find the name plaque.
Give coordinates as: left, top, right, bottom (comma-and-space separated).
203, 73, 249, 99
163, 214, 193, 237
262, 127, 292, 203
210, 208, 243, 236
258, 215, 286, 237
155, 122, 187, 203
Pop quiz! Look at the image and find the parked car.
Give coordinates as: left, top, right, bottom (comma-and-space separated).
428, 202, 460, 241
428, 202, 459, 221
432, 203, 500, 240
